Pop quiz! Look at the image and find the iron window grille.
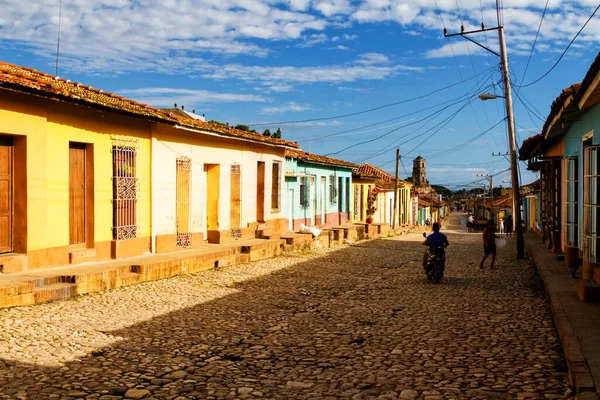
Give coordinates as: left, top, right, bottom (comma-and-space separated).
176, 156, 192, 248
353, 185, 360, 220
583, 146, 600, 262
112, 137, 141, 241
300, 176, 309, 208
329, 175, 336, 204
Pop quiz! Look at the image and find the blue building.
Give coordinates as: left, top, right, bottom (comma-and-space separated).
520, 51, 600, 298
284, 149, 357, 231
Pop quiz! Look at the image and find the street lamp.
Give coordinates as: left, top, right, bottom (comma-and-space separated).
478, 93, 505, 101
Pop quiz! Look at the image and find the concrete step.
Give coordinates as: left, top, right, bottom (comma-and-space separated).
256, 228, 273, 238
119, 272, 142, 286
69, 248, 97, 264
578, 279, 600, 302
33, 282, 78, 303
0, 253, 27, 274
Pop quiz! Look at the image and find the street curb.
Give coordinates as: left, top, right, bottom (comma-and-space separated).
524, 239, 598, 399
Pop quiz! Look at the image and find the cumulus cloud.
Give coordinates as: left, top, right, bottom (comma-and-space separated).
118, 88, 268, 107
260, 101, 312, 114
0, 0, 598, 77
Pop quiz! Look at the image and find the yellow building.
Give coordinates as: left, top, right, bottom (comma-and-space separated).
0, 62, 297, 272
351, 164, 412, 226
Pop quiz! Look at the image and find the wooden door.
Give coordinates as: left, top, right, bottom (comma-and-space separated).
0, 137, 12, 253
69, 143, 86, 245
230, 164, 241, 229
257, 162, 265, 222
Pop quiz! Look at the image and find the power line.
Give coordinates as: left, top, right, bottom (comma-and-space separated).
247, 68, 494, 127
517, 3, 600, 88
427, 118, 507, 159
353, 68, 495, 163
293, 75, 492, 143
520, 0, 550, 84
356, 87, 492, 164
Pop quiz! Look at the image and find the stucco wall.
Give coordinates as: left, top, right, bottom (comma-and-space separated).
0, 90, 151, 256
285, 158, 353, 229
152, 124, 286, 242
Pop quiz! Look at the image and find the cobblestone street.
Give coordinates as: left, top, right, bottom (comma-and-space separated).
0, 213, 571, 399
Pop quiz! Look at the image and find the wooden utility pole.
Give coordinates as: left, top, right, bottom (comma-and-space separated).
392, 148, 400, 229
444, 0, 524, 258
498, 23, 525, 258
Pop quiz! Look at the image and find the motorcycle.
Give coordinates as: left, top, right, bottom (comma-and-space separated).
422, 232, 445, 284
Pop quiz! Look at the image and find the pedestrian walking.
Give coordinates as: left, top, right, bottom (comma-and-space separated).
481, 220, 500, 270
499, 218, 504, 234
505, 214, 513, 237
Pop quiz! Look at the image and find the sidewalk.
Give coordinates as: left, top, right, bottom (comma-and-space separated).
524, 232, 600, 400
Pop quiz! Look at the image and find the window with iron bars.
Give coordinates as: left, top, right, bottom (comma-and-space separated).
353, 185, 360, 220
112, 137, 140, 240
566, 157, 578, 247
329, 175, 336, 204
176, 156, 192, 248
583, 145, 600, 262
300, 176, 309, 207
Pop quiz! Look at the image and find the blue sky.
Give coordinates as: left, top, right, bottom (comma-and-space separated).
1, 0, 599, 190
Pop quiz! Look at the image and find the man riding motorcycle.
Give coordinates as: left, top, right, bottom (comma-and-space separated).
422, 222, 449, 275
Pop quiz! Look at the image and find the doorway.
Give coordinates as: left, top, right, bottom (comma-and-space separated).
257, 161, 265, 222
0, 136, 12, 253
69, 143, 86, 246
320, 176, 326, 225
204, 164, 220, 235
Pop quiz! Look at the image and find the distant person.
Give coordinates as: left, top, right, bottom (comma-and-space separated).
505, 214, 513, 237
481, 220, 500, 270
499, 218, 504, 234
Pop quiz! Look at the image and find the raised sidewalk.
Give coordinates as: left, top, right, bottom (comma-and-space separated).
525, 232, 600, 399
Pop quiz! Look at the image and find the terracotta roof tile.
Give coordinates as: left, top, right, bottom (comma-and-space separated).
575, 51, 600, 106
540, 83, 581, 139
285, 149, 358, 168
0, 61, 299, 148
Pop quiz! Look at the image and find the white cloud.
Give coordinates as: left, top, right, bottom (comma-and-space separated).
260, 101, 312, 114
118, 88, 268, 107
0, 0, 598, 76
201, 56, 424, 85
357, 52, 392, 65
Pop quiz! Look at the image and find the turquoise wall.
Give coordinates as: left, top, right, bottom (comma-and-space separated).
284, 157, 353, 226
563, 104, 600, 247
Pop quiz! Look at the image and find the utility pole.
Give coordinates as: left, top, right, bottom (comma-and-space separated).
392, 148, 400, 229
478, 174, 494, 222
444, 1, 524, 258
498, 24, 525, 258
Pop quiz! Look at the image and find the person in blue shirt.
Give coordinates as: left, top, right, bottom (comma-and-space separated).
422, 222, 449, 269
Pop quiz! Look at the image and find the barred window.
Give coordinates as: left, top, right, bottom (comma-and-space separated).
176, 157, 192, 248
112, 137, 140, 240
353, 185, 360, 220
329, 175, 336, 204
566, 157, 578, 247
583, 146, 600, 262
300, 176, 309, 207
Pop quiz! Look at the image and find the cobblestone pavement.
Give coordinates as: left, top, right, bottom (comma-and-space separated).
0, 213, 571, 399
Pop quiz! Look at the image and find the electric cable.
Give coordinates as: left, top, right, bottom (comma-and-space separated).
517, 3, 600, 88
247, 68, 495, 127
520, 0, 550, 84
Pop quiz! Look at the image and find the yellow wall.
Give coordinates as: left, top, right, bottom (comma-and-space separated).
0, 90, 152, 253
